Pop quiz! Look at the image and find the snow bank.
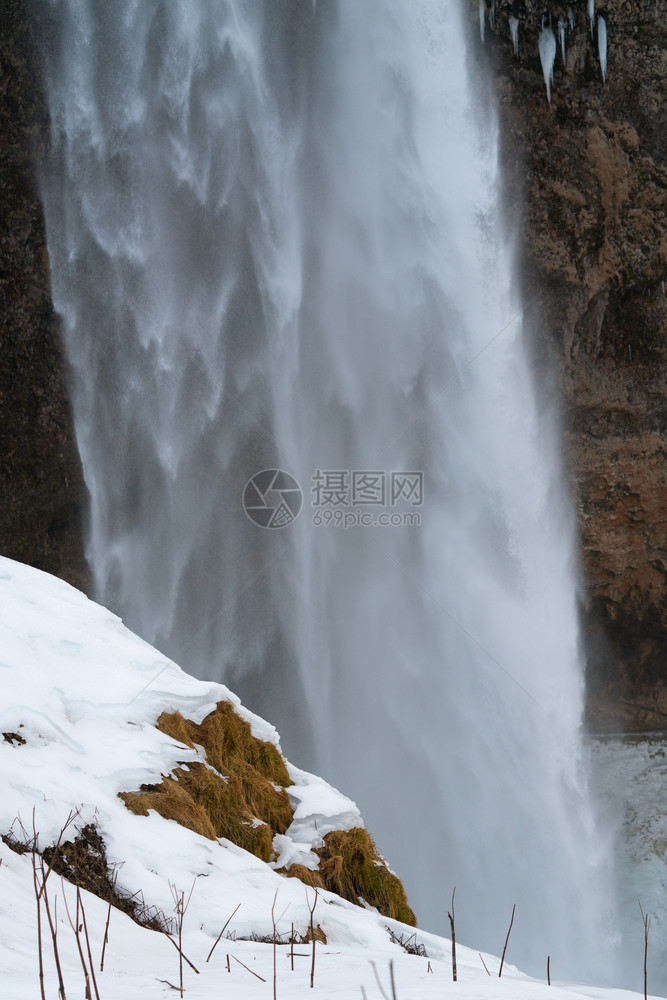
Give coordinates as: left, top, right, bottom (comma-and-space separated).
0, 557, 660, 998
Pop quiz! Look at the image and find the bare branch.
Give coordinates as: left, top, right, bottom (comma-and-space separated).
100, 868, 118, 972
31, 834, 46, 1000
370, 960, 391, 1000
498, 903, 516, 978
447, 886, 457, 982
162, 931, 200, 973
206, 902, 241, 963
388, 959, 398, 1000
62, 882, 91, 999
306, 887, 319, 989
79, 890, 100, 1000
39, 858, 67, 999
230, 952, 266, 981
271, 889, 278, 1000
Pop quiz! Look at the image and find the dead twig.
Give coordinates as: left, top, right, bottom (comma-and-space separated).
385, 927, 427, 957
31, 835, 46, 1000
79, 888, 100, 1000
447, 887, 457, 982
162, 931, 200, 973
169, 878, 198, 998
206, 902, 241, 963
370, 960, 398, 1000
306, 887, 319, 989
62, 881, 91, 999
271, 890, 278, 1000
100, 868, 118, 972
38, 858, 67, 1000
230, 952, 266, 981
498, 903, 516, 978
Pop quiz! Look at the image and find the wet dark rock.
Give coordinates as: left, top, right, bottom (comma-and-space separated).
468, 0, 667, 729
0, 2, 87, 591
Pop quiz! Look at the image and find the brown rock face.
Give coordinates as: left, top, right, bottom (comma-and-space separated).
0, 3, 87, 590
470, 0, 667, 728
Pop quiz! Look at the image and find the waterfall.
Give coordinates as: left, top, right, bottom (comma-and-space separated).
35, 0, 616, 980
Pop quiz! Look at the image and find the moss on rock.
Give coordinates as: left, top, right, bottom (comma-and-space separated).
121, 702, 416, 923
120, 702, 293, 861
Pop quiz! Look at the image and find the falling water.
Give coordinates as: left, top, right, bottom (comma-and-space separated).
35, 0, 617, 981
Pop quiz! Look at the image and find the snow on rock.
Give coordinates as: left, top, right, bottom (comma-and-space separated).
285, 764, 362, 845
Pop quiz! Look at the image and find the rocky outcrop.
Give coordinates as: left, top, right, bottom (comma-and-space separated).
0, 3, 87, 590
120, 704, 417, 925
468, 0, 667, 729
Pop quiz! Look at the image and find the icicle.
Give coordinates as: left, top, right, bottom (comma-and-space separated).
489, 0, 495, 29
597, 16, 607, 82
558, 19, 567, 62
509, 16, 519, 56
588, 0, 595, 37
538, 27, 557, 103
479, 0, 485, 42
568, 7, 575, 31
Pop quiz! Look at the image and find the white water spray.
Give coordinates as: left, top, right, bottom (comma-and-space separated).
35, 0, 616, 981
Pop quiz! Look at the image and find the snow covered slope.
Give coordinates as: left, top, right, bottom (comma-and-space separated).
0, 557, 660, 998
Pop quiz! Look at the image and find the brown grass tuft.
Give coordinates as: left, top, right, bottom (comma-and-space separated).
119, 777, 217, 840
121, 703, 416, 926
279, 828, 416, 925
280, 864, 324, 889
317, 828, 416, 926
302, 924, 327, 944
120, 702, 293, 863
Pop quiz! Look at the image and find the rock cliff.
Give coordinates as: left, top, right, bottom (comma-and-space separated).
0, 3, 87, 590
469, 0, 667, 729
